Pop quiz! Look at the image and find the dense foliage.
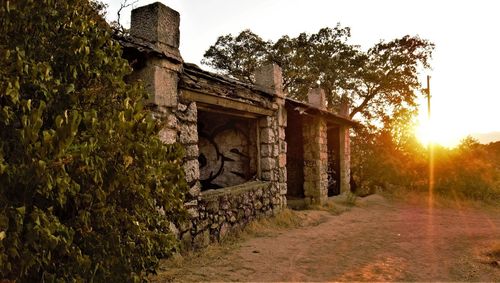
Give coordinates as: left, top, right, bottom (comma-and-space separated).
0, 0, 187, 281
353, 133, 500, 203
202, 28, 434, 127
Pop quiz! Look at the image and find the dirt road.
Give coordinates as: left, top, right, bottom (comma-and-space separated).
154, 195, 500, 282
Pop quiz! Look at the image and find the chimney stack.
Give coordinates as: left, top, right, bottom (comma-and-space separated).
307, 88, 326, 110
254, 63, 284, 98
130, 2, 181, 60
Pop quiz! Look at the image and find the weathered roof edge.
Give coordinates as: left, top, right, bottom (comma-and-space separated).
115, 34, 183, 64
115, 34, 358, 127
286, 98, 359, 127
115, 34, 276, 98
182, 63, 275, 98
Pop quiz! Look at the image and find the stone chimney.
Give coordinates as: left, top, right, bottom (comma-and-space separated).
130, 2, 181, 60
254, 64, 284, 98
339, 94, 349, 117
307, 88, 326, 110
128, 2, 182, 109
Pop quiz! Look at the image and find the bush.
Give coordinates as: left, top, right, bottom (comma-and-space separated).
352, 129, 500, 204
0, 0, 187, 281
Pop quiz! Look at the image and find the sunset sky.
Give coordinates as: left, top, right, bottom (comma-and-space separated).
103, 0, 500, 147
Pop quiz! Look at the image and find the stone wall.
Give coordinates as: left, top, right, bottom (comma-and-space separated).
179, 181, 280, 249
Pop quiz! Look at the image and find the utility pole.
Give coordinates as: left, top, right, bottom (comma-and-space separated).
427, 75, 431, 120
425, 75, 434, 205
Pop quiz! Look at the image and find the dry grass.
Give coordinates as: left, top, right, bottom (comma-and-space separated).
152, 208, 327, 282
382, 189, 500, 212
308, 200, 351, 215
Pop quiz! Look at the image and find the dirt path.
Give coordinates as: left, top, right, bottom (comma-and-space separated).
154, 195, 500, 282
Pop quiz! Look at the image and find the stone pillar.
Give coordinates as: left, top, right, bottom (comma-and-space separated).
130, 2, 183, 123
301, 88, 329, 205
129, 3, 202, 248
255, 64, 287, 211
130, 2, 181, 59
338, 95, 351, 194
339, 126, 351, 194
308, 87, 327, 110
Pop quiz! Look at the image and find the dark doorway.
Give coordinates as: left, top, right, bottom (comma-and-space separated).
285, 109, 305, 198
327, 126, 341, 196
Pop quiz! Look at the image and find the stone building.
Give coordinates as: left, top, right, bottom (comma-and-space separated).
117, 2, 355, 249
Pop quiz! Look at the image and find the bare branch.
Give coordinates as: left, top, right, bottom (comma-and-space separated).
116, 0, 138, 30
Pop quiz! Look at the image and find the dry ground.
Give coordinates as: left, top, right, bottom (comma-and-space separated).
152, 194, 500, 282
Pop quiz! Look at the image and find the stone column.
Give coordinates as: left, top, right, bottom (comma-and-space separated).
307, 87, 327, 110
255, 64, 287, 211
302, 88, 329, 205
339, 126, 350, 194
338, 95, 351, 194
130, 2, 183, 144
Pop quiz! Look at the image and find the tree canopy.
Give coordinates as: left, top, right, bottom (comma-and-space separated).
202, 27, 434, 127
0, 0, 186, 281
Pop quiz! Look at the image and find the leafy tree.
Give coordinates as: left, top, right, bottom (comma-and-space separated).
202, 28, 434, 128
0, 0, 187, 281
203, 26, 434, 197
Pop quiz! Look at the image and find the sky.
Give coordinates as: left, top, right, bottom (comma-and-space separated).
102, 0, 500, 147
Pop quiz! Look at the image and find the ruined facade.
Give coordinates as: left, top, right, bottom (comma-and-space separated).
118, 2, 355, 249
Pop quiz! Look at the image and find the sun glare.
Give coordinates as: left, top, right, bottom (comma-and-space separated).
415, 112, 465, 148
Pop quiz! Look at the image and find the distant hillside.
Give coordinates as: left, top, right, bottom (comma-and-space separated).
471, 131, 500, 144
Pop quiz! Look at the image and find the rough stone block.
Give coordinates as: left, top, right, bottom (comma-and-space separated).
185, 144, 199, 159
130, 2, 180, 48
177, 102, 197, 122
179, 123, 198, 144
183, 159, 199, 183
261, 170, 272, 181
278, 107, 287, 127
260, 127, 275, 143
261, 144, 273, 157
139, 66, 178, 107
307, 87, 326, 109
261, 157, 276, 171
278, 127, 286, 140
278, 153, 286, 167
279, 183, 287, 195
254, 64, 284, 97
263, 198, 270, 206
254, 200, 263, 210
187, 207, 199, 218
188, 182, 201, 198
158, 127, 177, 144
184, 199, 198, 207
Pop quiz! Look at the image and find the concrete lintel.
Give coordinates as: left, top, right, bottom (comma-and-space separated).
181, 89, 275, 117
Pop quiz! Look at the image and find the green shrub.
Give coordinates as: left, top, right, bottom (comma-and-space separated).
0, 0, 187, 281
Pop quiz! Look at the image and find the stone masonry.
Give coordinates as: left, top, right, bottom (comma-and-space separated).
120, 2, 353, 250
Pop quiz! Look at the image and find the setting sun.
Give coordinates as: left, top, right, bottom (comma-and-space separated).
415, 107, 467, 148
